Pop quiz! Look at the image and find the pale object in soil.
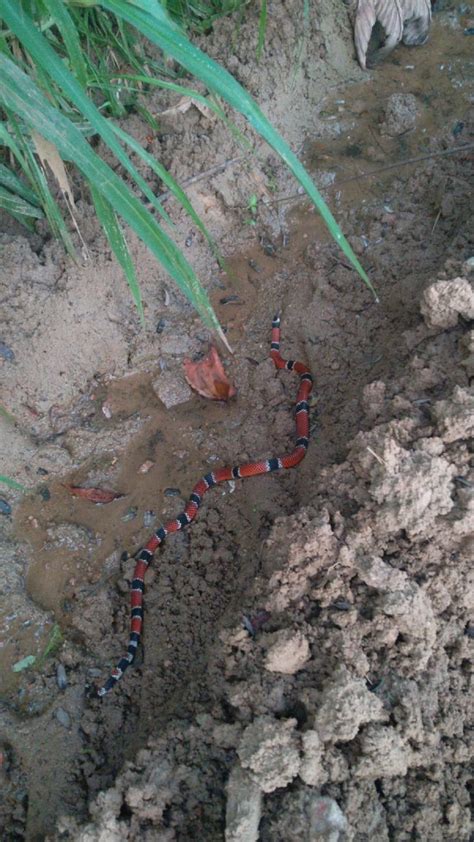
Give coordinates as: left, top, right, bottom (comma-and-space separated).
264, 629, 311, 674
152, 370, 192, 409
420, 277, 474, 330
314, 666, 386, 743
355, 724, 409, 779
381, 92, 420, 136
299, 730, 327, 787
432, 386, 474, 443
351, 0, 432, 69
367, 436, 455, 538
225, 764, 262, 842
265, 789, 348, 842
237, 716, 300, 793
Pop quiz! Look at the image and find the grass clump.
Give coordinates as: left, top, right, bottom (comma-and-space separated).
0, 0, 376, 343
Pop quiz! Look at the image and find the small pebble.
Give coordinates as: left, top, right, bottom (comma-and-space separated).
164, 487, 181, 497
331, 600, 352, 611
38, 486, 51, 502
143, 510, 156, 527
36, 467, 49, 476
219, 295, 242, 305
242, 609, 271, 636
56, 664, 67, 690
0, 499, 12, 516
248, 259, 261, 272
0, 341, 15, 362
102, 403, 112, 420
260, 237, 276, 256
121, 507, 138, 522
55, 707, 71, 728
156, 318, 166, 334
137, 460, 154, 474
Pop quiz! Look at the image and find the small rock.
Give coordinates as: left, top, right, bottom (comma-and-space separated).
55, 707, 71, 729
310, 796, 348, 836
225, 764, 262, 842
164, 487, 181, 497
420, 277, 474, 330
153, 371, 192, 409
220, 295, 242, 305
238, 716, 300, 793
0, 499, 12, 516
56, 664, 67, 691
264, 629, 311, 674
137, 460, 154, 474
38, 486, 51, 502
314, 666, 386, 743
299, 730, 326, 787
121, 507, 138, 523
143, 510, 156, 527
0, 340, 15, 362
381, 93, 419, 136
156, 318, 166, 334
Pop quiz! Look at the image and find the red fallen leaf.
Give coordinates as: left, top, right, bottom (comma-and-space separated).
63, 485, 123, 504
184, 346, 236, 401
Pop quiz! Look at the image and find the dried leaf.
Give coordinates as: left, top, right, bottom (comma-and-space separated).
63, 485, 123, 504
184, 346, 236, 401
159, 96, 214, 120
31, 131, 75, 207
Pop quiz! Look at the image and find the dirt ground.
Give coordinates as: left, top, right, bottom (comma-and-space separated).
0, 0, 473, 839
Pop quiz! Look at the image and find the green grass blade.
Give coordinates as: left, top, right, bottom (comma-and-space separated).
0, 475, 26, 492
106, 73, 226, 118
0, 405, 17, 424
0, 161, 41, 206
0, 54, 225, 340
101, 0, 377, 299
111, 122, 219, 257
4, 114, 77, 258
1, 1, 174, 222
90, 184, 144, 324
0, 183, 44, 219
43, 0, 88, 88
257, 0, 267, 61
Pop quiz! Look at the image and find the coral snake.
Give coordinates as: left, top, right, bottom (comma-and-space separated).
96, 314, 313, 697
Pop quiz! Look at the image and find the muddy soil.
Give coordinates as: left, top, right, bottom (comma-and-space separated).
0, 1, 473, 840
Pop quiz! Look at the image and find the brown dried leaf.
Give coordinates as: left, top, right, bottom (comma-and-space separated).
184, 346, 236, 401
31, 131, 75, 207
63, 485, 123, 504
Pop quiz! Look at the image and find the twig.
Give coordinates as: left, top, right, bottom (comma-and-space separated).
157, 156, 243, 202
249, 144, 474, 208
366, 446, 386, 466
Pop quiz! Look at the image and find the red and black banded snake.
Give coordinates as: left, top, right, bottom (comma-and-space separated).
96, 314, 313, 697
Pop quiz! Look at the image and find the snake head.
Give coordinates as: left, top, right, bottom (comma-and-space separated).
352, 0, 432, 69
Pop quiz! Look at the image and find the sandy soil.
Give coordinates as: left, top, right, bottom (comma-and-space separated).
0, 1, 473, 839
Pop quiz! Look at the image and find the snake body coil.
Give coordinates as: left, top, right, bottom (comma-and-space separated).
97, 315, 313, 697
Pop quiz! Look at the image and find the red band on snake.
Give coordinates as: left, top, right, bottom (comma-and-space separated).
96, 315, 313, 697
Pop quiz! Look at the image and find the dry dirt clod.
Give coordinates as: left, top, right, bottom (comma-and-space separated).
237, 716, 300, 793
